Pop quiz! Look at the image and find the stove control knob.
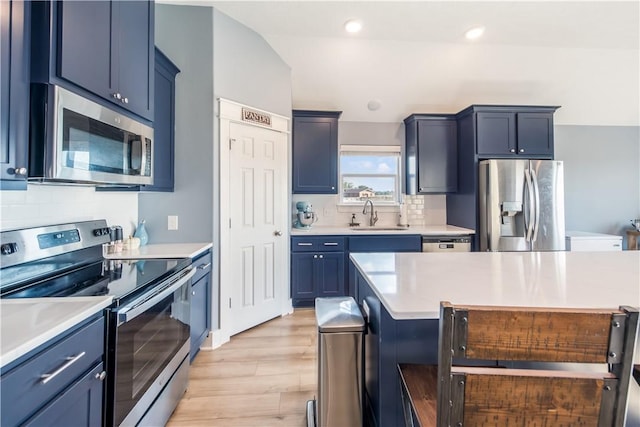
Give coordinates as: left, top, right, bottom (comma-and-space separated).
1, 243, 18, 255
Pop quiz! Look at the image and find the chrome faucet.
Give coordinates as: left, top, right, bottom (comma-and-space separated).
362, 199, 378, 226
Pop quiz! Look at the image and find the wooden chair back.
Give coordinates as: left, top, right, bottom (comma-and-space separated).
436, 302, 638, 427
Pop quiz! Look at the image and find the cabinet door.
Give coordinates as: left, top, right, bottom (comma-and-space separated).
0, 0, 30, 188
190, 275, 210, 361
291, 253, 316, 300
516, 112, 554, 157
476, 112, 516, 156
115, 0, 154, 120
292, 115, 339, 194
317, 252, 345, 297
145, 49, 179, 192
23, 363, 104, 427
58, 1, 114, 101
417, 120, 457, 193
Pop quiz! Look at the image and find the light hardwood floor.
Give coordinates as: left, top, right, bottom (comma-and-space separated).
168, 309, 317, 427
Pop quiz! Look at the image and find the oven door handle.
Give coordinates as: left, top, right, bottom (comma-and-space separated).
117, 267, 196, 325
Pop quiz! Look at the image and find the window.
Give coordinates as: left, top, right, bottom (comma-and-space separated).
339, 145, 401, 205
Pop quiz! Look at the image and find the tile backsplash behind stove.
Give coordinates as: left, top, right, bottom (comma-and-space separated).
291, 194, 446, 228
0, 185, 138, 236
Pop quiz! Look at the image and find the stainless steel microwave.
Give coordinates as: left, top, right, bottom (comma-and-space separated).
28, 85, 154, 186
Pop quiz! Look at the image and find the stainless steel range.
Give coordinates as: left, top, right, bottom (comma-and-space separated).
0, 220, 194, 426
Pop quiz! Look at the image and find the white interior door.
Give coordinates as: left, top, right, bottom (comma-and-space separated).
228, 121, 287, 335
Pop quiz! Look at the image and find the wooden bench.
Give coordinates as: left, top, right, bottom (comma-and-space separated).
399, 302, 639, 427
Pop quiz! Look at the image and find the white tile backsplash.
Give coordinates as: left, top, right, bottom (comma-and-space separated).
0, 185, 138, 236
291, 194, 447, 227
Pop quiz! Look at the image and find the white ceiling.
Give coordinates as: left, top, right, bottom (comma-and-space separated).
165, 1, 640, 125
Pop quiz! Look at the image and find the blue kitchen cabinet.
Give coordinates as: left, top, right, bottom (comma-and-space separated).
97, 47, 179, 193
467, 106, 559, 158
190, 250, 212, 361
23, 363, 104, 427
356, 268, 438, 427
0, 315, 106, 427
145, 48, 180, 192
0, 0, 30, 189
292, 110, 342, 194
404, 114, 457, 194
31, 0, 155, 122
291, 236, 345, 307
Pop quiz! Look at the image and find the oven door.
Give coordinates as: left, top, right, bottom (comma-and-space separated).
109, 267, 195, 427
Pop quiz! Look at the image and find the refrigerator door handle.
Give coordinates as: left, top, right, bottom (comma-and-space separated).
531, 168, 541, 242
524, 169, 535, 242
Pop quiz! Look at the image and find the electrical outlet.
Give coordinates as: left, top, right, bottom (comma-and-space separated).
168, 215, 179, 230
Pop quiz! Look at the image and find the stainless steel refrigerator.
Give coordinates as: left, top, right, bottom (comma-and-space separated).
479, 159, 565, 252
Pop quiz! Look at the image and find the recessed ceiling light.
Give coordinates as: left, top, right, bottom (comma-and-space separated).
465, 26, 485, 40
344, 19, 362, 33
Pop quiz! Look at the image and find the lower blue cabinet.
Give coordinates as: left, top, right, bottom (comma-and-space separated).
190, 250, 212, 361
291, 236, 345, 307
24, 363, 104, 427
0, 316, 106, 427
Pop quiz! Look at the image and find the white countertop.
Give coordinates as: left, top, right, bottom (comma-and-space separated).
566, 230, 623, 239
291, 224, 475, 236
0, 296, 113, 368
104, 242, 212, 260
350, 251, 640, 320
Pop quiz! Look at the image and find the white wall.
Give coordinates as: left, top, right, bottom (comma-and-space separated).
555, 125, 640, 240
0, 185, 138, 235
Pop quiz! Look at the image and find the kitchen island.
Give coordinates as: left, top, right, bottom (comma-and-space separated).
350, 251, 640, 427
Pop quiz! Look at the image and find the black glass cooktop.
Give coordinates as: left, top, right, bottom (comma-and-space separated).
1, 256, 191, 304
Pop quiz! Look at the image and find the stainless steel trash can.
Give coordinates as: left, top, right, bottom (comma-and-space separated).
306, 296, 365, 427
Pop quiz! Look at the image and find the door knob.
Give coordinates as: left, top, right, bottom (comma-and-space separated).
274, 230, 283, 236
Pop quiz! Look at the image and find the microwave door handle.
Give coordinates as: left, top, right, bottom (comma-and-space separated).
140, 137, 149, 176
129, 136, 143, 173
524, 169, 534, 242
117, 267, 195, 325
531, 168, 541, 242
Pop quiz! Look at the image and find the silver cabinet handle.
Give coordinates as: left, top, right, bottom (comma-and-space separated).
297, 242, 312, 246
510, 148, 516, 153
331, 186, 335, 190
41, 352, 86, 384
274, 230, 283, 236
197, 262, 212, 270
14, 167, 27, 176
313, 255, 318, 259
519, 148, 525, 153
323, 242, 338, 246
95, 371, 107, 381
192, 290, 196, 296
319, 254, 324, 259
122, 97, 129, 104
113, 93, 121, 100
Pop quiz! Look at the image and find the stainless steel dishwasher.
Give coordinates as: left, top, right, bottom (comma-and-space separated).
422, 235, 472, 252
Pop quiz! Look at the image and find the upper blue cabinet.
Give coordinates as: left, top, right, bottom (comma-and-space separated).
1, 1, 31, 189
457, 105, 559, 159
292, 110, 342, 194
31, 0, 155, 122
404, 114, 458, 194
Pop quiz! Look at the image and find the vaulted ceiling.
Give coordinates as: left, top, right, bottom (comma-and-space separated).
165, 1, 640, 125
